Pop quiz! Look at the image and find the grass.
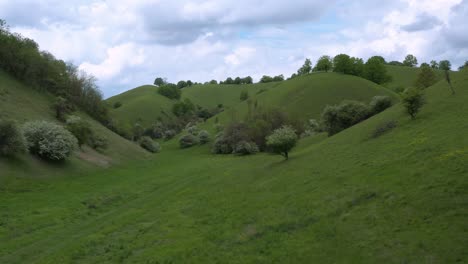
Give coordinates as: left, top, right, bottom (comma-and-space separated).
384, 65, 444, 92
0, 70, 466, 263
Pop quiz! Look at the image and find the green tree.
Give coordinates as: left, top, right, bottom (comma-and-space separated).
266, 125, 298, 160
350, 57, 365, 77
209, 80, 218, 85
402, 88, 425, 119
369, 56, 386, 64
414, 65, 437, 89
403, 54, 418, 67
272, 74, 284, 82
314, 55, 333, 72
430, 60, 439, 69
177, 80, 187, 89
154, 77, 166, 86
297, 58, 312, 75
439, 60, 451, 71
260, 75, 273, 83
333, 54, 352, 74
364, 57, 391, 84
243, 76, 253, 84
459, 61, 468, 71
0, 119, 26, 156
157, 83, 181, 100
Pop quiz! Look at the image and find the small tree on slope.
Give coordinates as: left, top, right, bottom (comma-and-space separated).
402, 88, 425, 120
266, 125, 298, 160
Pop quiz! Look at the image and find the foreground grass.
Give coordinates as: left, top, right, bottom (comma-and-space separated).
1, 72, 467, 263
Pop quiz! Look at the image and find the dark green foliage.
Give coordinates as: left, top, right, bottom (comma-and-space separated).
158, 84, 181, 100
364, 57, 391, 84
53, 96, 74, 121
163, 129, 176, 141
0, 119, 26, 156
297, 58, 313, 75
260, 75, 273, 83
272, 74, 284, 82
66, 116, 93, 147
266, 125, 298, 160
177, 80, 188, 89
154, 77, 166, 86
349, 57, 364, 77
179, 134, 198, 149
333, 54, 353, 74
132, 123, 144, 141
113, 101, 123, 109
233, 141, 259, 155
439, 60, 451, 71
371, 120, 397, 138
430, 60, 439, 69
314, 55, 333, 72
240, 90, 249, 101
321, 101, 371, 136
402, 88, 425, 119
172, 98, 195, 117
415, 65, 437, 89
243, 76, 253, 84
420, 62, 430, 68
212, 133, 233, 154
369, 56, 386, 64
458, 61, 468, 71
369, 96, 393, 114
22, 121, 77, 161
403, 54, 418, 67
139, 136, 160, 153
88, 134, 108, 150
209, 80, 218, 85
198, 130, 210, 144
388, 61, 403, 66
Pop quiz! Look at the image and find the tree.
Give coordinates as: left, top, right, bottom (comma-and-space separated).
320, 101, 370, 136
154, 77, 166, 86
403, 54, 418, 67
186, 80, 193, 86
209, 80, 218, 85
420, 62, 430, 68
297, 58, 312, 75
430, 60, 439, 69
459, 61, 468, 71
172, 98, 195, 117
234, 77, 242, 84
0, 119, 26, 156
272, 74, 284, 82
177, 80, 187, 89
369, 56, 386, 64
388, 61, 403, 66
266, 125, 298, 160
350, 57, 365, 77
260, 75, 273, 83
402, 88, 425, 119
414, 65, 437, 89
314, 55, 333, 72
364, 56, 391, 84
225, 77, 234, 84
243, 76, 253, 84
333, 54, 352, 74
157, 83, 181, 100
439, 60, 451, 71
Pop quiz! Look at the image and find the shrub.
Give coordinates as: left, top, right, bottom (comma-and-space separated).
179, 134, 199, 148
144, 122, 165, 139
66, 115, 93, 147
186, 125, 199, 136
372, 120, 397, 138
172, 99, 195, 117
266, 125, 298, 160
113, 101, 122, 109
415, 66, 437, 89
212, 134, 233, 154
321, 101, 370, 136
198, 130, 210, 144
158, 83, 181, 100
240, 90, 249, 101
402, 88, 425, 119
53, 96, 74, 121
139, 136, 160, 153
89, 134, 108, 150
22, 121, 78, 161
214, 123, 224, 133
369, 96, 393, 114
233, 141, 259, 155
0, 119, 26, 156
163, 129, 176, 140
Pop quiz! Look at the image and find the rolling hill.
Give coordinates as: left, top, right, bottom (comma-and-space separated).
1, 70, 466, 262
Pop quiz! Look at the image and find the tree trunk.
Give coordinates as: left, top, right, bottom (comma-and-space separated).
284, 151, 289, 160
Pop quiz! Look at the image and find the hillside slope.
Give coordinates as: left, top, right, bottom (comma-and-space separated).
1, 72, 466, 262
384, 65, 444, 92
0, 71, 147, 177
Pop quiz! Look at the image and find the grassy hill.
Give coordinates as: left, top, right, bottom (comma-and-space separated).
1, 70, 466, 262
0, 71, 147, 178
384, 65, 444, 92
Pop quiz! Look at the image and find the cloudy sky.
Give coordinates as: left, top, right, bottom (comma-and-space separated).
1, 0, 467, 97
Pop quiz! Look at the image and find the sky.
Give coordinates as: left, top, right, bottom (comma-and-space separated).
1, 0, 467, 98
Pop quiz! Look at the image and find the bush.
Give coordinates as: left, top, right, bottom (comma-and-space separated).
139, 136, 160, 153
158, 84, 181, 100
179, 134, 199, 148
89, 135, 108, 150
163, 129, 176, 140
372, 120, 397, 138
53, 96, 74, 121
186, 125, 199, 136
212, 134, 233, 154
369, 96, 393, 114
0, 119, 26, 156
113, 102, 122, 109
66, 115, 93, 147
22, 121, 78, 161
266, 125, 298, 160
233, 141, 259, 155
172, 99, 195, 117
198, 130, 210, 144
321, 101, 370, 136
402, 88, 425, 119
